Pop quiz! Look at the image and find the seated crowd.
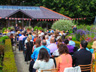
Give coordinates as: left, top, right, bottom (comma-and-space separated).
4, 27, 96, 72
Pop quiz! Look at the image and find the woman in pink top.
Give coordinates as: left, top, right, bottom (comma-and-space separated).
56, 44, 72, 72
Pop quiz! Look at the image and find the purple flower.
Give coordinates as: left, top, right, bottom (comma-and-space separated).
76, 29, 86, 36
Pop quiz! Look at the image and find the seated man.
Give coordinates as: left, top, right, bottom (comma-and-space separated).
73, 40, 92, 66
64, 39, 74, 55
47, 37, 57, 54
69, 36, 75, 47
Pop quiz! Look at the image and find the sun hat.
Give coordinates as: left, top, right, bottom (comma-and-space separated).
92, 41, 96, 49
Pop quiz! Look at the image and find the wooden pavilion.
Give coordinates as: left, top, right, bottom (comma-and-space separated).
0, 5, 71, 29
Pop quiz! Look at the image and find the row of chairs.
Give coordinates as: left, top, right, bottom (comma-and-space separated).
41, 64, 92, 72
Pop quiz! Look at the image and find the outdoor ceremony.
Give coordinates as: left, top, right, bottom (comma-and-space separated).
0, 0, 96, 72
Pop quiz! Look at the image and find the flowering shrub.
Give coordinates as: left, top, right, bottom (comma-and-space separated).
51, 19, 74, 31
76, 29, 86, 41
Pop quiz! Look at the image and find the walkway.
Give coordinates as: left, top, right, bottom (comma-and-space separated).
13, 47, 29, 72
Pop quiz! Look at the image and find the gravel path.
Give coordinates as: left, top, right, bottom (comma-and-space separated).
14, 47, 29, 72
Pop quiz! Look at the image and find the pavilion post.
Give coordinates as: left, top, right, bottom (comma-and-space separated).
8, 20, 10, 27
29, 20, 31, 26
15, 20, 17, 24
22, 20, 24, 28
46, 23, 48, 29
15, 14, 17, 24
22, 14, 24, 27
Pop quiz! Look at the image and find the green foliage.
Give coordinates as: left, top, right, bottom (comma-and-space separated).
2, 28, 7, 33
8, 27, 11, 30
51, 19, 74, 31
33, 26, 38, 31
36, 21, 50, 28
0, 0, 96, 24
3, 39, 17, 72
74, 41, 92, 49
25, 26, 33, 30
38, 27, 43, 30
0, 45, 4, 55
0, 36, 9, 43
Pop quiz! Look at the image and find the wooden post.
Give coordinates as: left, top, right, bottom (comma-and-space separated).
8, 20, 10, 27
29, 20, 31, 26
46, 23, 48, 29
22, 14, 24, 27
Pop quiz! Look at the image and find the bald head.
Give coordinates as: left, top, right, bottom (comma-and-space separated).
42, 40, 46, 46
50, 37, 55, 43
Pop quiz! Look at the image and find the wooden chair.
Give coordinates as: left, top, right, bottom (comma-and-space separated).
41, 69, 58, 72
79, 64, 92, 72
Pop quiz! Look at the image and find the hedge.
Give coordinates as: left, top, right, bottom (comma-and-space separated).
3, 39, 17, 72
74, 41, 92, 49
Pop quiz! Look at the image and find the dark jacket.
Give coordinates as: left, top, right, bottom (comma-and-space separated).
73, 48, 92, 66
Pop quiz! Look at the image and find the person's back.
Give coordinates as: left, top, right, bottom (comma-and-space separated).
73, 49, 92, 66
73, 40, 92, 66
33, 48, 54, 72
47, 37, 57, 53
31, 45, 50, 61
33, 59, 54, 72
57, 54, 72, 72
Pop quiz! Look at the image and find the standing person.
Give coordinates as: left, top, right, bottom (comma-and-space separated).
73, 40, 92, 66
15, 24, 19, 32
19, 32, 25, 51
33, 48, 55, 72
91, 41, 96, 72
9, 33, 14, 45
73, 25, 77, 33
56, 44, 72, 72
25, 37, 33, 64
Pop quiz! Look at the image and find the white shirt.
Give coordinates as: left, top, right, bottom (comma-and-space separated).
52, 49, 59, 56
33, 59, 55, 72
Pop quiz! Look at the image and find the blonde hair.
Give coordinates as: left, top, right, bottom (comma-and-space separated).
27, 37, 30, 42
28, 35, 32, 40
18, 31, 20, 34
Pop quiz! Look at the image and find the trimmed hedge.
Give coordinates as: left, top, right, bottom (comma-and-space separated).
74, 41, 92, 49
3, 39, 17, 72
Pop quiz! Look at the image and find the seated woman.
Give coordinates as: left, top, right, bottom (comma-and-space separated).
33, 48, 55, 72
92, 41, 96, 72
56, 44, 72, 72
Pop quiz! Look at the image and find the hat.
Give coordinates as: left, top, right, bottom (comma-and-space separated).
92, 41, 96, 49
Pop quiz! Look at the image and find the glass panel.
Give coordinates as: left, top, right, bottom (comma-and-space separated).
0, 6, 40, 10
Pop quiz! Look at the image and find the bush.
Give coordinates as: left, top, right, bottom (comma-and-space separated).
0, 45, 4, 55
36, 21, 50, 28
38, 27, 43, 30
74, 41, 80, 48
3, 39, 17, 72
51, 19, 74, 31
34, 26, 38, 31
0, 36, 9, 43
2, 28, 7, 33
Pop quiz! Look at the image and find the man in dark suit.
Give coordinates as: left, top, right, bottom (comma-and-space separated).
73, 40, 92, 66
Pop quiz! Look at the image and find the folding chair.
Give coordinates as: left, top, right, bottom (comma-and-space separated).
41, 69, 58, 72
79, 64, 92, 72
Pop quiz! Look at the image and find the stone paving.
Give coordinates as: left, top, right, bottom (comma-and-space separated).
14, 47, 29, 72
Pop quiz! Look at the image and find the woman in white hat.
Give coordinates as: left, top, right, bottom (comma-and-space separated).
92, 41, 96, 72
